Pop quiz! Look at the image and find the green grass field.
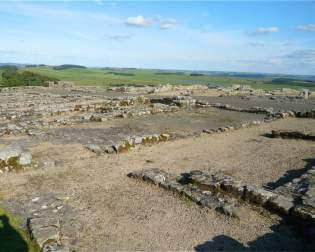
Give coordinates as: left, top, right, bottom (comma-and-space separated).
14, 66, 315, 91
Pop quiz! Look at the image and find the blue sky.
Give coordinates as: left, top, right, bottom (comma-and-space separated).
0, 1, 315, 75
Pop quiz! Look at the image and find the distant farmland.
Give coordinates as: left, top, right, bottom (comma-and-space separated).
19, 65, 315, 91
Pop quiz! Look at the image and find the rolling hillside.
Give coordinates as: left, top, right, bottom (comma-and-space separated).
7, 65, 314, 91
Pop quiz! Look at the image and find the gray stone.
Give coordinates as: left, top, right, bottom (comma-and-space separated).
86, 144, 103, 154
18, 152, 32, 166
0, 145, 23, 161
267, 195, 294, 215
30, 225, 60, 248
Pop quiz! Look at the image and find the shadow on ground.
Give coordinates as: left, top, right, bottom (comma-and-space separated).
196, 158, 315, 251
195, 222, 314, 251
265, 158, 315, 190
0, 215, 28, 252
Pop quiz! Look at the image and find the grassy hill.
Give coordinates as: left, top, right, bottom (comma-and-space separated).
17, 65, 315, 91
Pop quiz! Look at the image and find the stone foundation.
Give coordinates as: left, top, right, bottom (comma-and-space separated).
128, 168, 315, 238
3, 193, 80, 252
86, 133, 171, 154
270, 130, 315, 141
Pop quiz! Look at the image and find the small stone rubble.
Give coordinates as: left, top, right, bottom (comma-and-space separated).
128, 168, 315, 238
0, 94, 180, 137
86, 133, 171, 154
0, 145, 32, 174
107, 84, 209, 95
270, 130, 315, 141
3, 193, 80, 252
106, 84, 310, 98
0, 87, 313, 139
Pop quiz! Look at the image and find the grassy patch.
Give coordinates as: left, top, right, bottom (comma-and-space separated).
19, 66, 315, 91
0, 205, 39, 252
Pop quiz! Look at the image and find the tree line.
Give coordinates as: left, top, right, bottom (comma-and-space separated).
0, 66, 58, 87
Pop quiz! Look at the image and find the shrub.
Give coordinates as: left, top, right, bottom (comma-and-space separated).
0, 68, 59, 87
53, 64, 86, 70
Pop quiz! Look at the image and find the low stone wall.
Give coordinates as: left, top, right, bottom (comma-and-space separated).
202, 119, 266, 134
196, 99, 315, 119
271, 166, 315, 236
128, 168, 315, 238
150, 96, 197, 108
270, 130, 315, 141
86, 133, 171, 154
0, 109, 175, 138
128, 168, 244, 218
1, 94, 312, 138
295, 110, 315, 118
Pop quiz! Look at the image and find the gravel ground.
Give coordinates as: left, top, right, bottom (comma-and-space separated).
0, 117, 314, 251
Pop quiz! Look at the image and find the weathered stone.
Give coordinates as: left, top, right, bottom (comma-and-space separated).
267, 195, 295, 215
291, 205, 315, 221
30, 217, 60, 229
3, 193, 79, 251
86, 144, 103, 154
0, 145, 32, 171
270, 130, 315, 141
18, 152, 32, 166
0, 145, 23, 161
128, 169, 244, 218
244, 186, 276, 205
30, 225, 60, 248
199, 193, 220, 209
160, 133, 170, 141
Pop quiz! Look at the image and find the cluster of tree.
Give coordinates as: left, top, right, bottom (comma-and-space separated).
103, 67, 137, 71
53, 64, 86, 70
155, 71, 185, 75
25, 64, 46, 68
190, 73, 205, 77
105, 71, 135, 76
0, 66, 59, 87
271, 78, 315, 83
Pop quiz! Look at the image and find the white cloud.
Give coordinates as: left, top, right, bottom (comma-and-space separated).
252, 27, 279, 34
160, 19, 177, 30
297, 24, 315, 32
125, 15, 151, 27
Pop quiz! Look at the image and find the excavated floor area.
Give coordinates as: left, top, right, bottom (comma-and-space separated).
0, 86, 314, 251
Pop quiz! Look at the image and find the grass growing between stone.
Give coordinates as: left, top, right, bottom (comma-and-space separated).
0, 205, 39, 252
